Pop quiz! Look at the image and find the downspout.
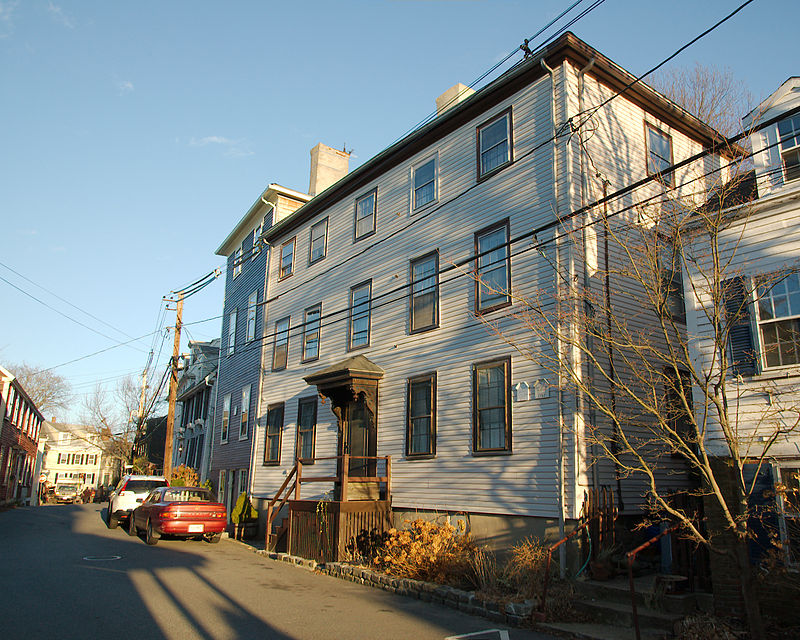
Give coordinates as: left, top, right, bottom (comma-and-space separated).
541, 58, 566, 578
577, 57, 599, 497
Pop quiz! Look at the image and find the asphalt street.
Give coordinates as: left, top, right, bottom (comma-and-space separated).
0, 503, 559, 640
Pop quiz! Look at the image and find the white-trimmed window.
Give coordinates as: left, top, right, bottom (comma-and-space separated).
302, 304, 321, 362
240, 385, 250, 440
246, 291, 258, 341
646, 123, 673, 186
239, 469, 248, 496
413, 157, 437, 210
252, 221, 263, 261
348, 281, 371, 350
478, 110, 512, 178
757, 272, 800, 368
279, 238, 295, 279
232, 247, 243, 278
309, 218, 328, 264
221, 394, 231, 443
778, 114, 800, 183
227, 310, 237, 356
354, 189, 377, 240
272, 317, 290, 370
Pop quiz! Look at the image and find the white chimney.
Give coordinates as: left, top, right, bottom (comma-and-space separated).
436, 83, 475, 116
308, 143, 350, 197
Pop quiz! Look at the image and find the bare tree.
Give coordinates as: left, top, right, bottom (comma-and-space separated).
648, 62, 754, 138
6, 361, 72, 418
465, 161, 787, 637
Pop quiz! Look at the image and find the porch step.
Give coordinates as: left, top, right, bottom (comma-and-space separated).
572, 575, 703, 616
268, 517, 288, 552
573, 597, 682, 635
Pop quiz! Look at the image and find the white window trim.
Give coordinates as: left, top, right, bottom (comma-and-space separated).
308, 218, 328, 265
221, 393, 231, 444
246, 291, 258, 342
232, 247, 243, 279
239, 385, 250, 441
754, 272, 800, 371
411, 154, 438, 213
227, 310, 237, 356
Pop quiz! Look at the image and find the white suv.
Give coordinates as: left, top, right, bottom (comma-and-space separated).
106, 475, 168, 529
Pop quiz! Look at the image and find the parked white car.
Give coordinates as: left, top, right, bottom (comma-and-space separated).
106, 475, 168, 529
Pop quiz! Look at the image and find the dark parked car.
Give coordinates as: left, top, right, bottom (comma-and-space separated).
129, 486, 227, 545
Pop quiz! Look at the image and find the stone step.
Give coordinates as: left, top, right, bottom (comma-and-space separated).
540, 622, 670, 640
572, 576, 703, 615
574, 598, 681, 635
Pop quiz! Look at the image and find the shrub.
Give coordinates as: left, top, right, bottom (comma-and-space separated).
506, 536, 549, 598
373, 519, 476, 587
170, 464, 200, 487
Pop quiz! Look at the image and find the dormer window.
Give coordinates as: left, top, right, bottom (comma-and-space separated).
778, 114, 800, 183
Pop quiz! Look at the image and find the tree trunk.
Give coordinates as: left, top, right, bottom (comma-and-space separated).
733, 536, 765, 640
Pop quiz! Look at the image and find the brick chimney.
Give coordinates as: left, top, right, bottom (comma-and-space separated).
308, 143, 350, 197
436, 83, 475, 116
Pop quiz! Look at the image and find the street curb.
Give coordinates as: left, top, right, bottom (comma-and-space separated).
227, 538, 535, 628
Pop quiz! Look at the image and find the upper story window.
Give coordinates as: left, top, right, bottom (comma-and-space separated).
407, 373, 436, 457
473, 358, 511, 454
354, 189, 377, 240
349, 281, 372, 350
475, 220, 511, 313
227, 310, 237, 356
272, 317, 290, 371
477, 109, 512, 179
661, 268, 686, 323
757, 272, 800, 368
246, 291, 258, 341
253, 220, 264, 261
232, 247, 243, 278
240, 385, 250, 440
309, 218, 328, 264
221, 393, 231, 443
778, 114, 800, 183
646, 123, 673, 186
413, 157, 437, 210
410, 253, 438, 333
302, 304, 321, 362
279, 238, 296, 279
264, 403, 284, 465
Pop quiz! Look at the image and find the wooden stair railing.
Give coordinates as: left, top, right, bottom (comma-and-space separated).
265, 463, 298, 552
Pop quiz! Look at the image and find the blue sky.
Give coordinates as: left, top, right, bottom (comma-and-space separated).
0, 0, 793, 420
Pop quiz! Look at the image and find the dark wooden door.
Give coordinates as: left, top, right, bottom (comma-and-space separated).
345, 398, 376, 477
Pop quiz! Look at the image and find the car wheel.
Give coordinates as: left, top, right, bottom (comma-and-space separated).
127, 512, 138, 536
206, 532, 222, 544
145, 519, 159, 546
106, 505, 119, 529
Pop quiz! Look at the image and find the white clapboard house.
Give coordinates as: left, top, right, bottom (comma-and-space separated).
245, 32, 736, 560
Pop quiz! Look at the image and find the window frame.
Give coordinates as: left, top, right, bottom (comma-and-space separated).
661, 268, 686, 323
412, 155, 438, 212
232, 247, 243, 279
476, 108, 513, 181
246, 290, 258, 342
239, 384, 250, 440
272, 316, 290, 371
302, 303, 322, 363
778, 114, 800, 183
295, 397, 317, 464
252, 221, 263, 261
645, 122, 674, 187
263, 403, 284, 466
227, 310, 237, 356
409, 252, 439, 333
474, 219, 511, 314
308, 217, 329, 265
348, 280, 372, 351
755, 272, 800, 370
472, 357, 512, 455
278, 237, 296, 280
354, 188, 377, 242
406, 372, 437, 458
221, 393, 231, 444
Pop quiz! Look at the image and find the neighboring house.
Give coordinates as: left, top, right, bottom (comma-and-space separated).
40, 421, 114, 493
0, 364, 44, 506
684, 78, 800, 573
249, 32, 736, 556
133, 415, 167, 472
172, 339, 219, 481
210, 177, 319, 519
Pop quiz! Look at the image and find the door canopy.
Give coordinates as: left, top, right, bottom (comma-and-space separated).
303, 355, 384, 419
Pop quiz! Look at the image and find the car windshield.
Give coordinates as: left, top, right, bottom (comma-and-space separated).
124, 480, 167, 494
57, 484, 77, 491
163, 489, 214, 503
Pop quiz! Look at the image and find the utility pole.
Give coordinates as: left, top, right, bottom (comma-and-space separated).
164, 293, 183, 480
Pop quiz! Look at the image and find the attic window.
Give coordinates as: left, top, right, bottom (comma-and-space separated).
778, 114, 800, 183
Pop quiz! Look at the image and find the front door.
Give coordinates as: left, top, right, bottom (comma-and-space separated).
345, 397, 376, 478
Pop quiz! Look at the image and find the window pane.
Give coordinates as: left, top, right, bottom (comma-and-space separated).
414, 159, 436, 209
265, 405, 283, 463
350, 283, 371, 348
477, 226, 509, 310
647, 126, 673, 185
408, 377, 433, 455
303, 305, 321, 360
475, 362, 508, 451
273, 318, 290, 370
280, 241, 294, 277
355, 192, 375, 238
411, 255, 437, 330
478, 408, 505, 449
297, 399, 316, 460
310, 219, 327, 262
480, 116, 509, 176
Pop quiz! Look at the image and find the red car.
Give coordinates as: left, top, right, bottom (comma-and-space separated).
129, 486, 227, 545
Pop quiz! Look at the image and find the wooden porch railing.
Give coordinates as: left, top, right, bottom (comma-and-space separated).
265, 454, 391, 552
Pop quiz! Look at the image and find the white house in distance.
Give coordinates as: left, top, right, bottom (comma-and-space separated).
40, 421, 115, 494
684, 77, 800, 565
245, 32, 736, 557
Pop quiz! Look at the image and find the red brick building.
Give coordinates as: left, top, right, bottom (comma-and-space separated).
1, 365, 44, 506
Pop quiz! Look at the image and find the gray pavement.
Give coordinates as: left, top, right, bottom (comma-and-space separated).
0, 503, 560, 640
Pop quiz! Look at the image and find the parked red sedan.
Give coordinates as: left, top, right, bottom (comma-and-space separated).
129, 486, 227, 545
